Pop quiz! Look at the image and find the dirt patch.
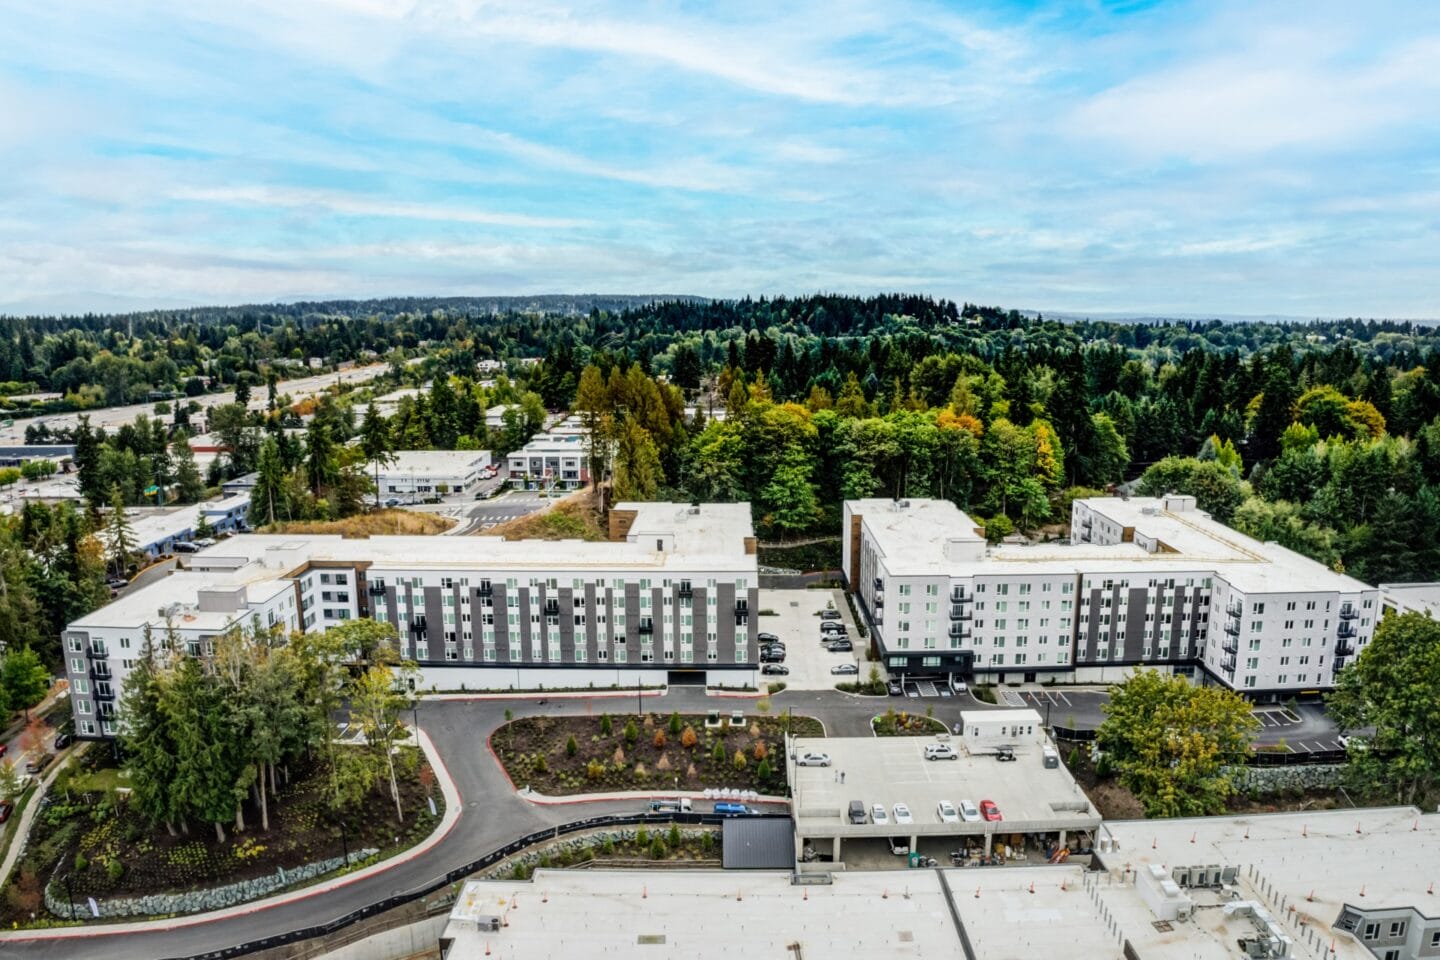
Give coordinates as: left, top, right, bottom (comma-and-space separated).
263, 509, 454, 537
1, 749, 444, 924
493, 711, 824, 795
481, 487, 605, 540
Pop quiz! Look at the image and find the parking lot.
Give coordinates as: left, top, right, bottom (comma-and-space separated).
756, 588, 862, 690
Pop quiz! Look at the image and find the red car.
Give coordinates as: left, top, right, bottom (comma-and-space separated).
979, 799, 1002, 822
0, 800, 13, 823
0, 743, 7, 758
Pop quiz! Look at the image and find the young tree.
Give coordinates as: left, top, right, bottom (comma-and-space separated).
350, 661, 418, 823
1096, 669, 1258, 817
305, 419, 339, 498
359, 402, 395, 509
118, 632, 184, 835
104, 484, 135, 576
613, 416, 661, 502
1330, 611, 1440, 804
171, 441, 206, 503
0, 759, 22, 801
1, 646, 50, 716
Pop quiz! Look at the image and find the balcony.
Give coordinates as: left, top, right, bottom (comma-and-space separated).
89, 665, 112, 681
1221, 637, 1238, 655
89, 646, 109, 660
368, 583, 386, 596
873, 578, 883, 590
477, 582, 494, 597
873, 595, 884, 609
948, 624, 971, 641
678, 583, 694, 599
1332, 658, 1349, 676
949, 606, 972, 621
93, 687, 116, 702
1225, 602, 1243, 618
1337, 622, 1356, 639
1335, 639, 1355, 657
950, 588, 970, 604
1339, 604, 1358, 620
1220, 655, 1236, 673
1223, 620, 1240, 636
409, 617, 428, 633
638, 619, 654, 635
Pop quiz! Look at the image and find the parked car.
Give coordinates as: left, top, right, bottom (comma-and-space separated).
825, 640, 853, 652
951, 680, 968, 695
893, 803, 913, 824
820, 622, 848, 635
106, 577, 129, 590
0, 743, 7, 758
192, 537, 216, 549
0, 801, 12, 823
848, 800, 867, 824
760, 651, 786, 664
959, 799, 981, 823
820, 609, 841, 620
760, 664, 789, 676
648, 798, 692, 813
994, 747, 1017, 762
889, 836, 910, 855
52, 731, 72, 750
25, 753, 52, 775
871, 803, 889, 825
979, 799, 1002, 822
385, 498, 401, 507
172, 541, 200, 554
831, 663, 858, 675
714, 802, 753, 816
924, 743, 958, 761
887, 681, 903, 696
757, 632, 780, 643
936, 800, 960, 824
796, 752, 832, 767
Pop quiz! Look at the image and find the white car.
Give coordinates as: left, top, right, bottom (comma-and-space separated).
871, 804, 889, 825
893, 803, 913, 824
936, 800, 959, 824
924, 743, 958, 761
796, 752, 832, 767
958, 799, 982, 823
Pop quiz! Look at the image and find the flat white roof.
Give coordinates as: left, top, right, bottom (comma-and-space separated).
442, 870, 961, 959
125, 506, 201, 547
1379, 582, 1440, 616
852, 496, 1376, 595
790, 734, 1098, 839
509, 433, 587, 455
377, 449, 490, 475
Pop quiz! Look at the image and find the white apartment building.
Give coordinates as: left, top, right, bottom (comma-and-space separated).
505, 433, 588, 489
64, 502, 760, 739
843, 494, 1379, 700
375, 450, 492, 498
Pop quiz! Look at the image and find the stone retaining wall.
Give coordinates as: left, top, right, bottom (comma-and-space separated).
480, 827, 719, 879
45, 848, 379, 919
1229, 764, 1346, 795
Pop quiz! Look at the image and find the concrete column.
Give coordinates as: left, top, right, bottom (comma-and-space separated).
795, 834, 807, 862
910, 833, 918, 856
1058, 829, 1068, 850
832, 836, 842, 861
984, 831, 993, 856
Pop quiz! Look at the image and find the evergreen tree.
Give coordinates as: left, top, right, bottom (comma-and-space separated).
104, 485, 135, 577
249, 436, 287, 528
171, 440, 206, 503
359, 402, 395, 509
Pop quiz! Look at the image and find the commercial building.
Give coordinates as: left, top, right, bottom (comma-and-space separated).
439, 807, 1439, 960
843, 495, 1379, 700
374, 450, 492, 499
63, 501, 760, 739
505, 432, 588, 490
483, 404, 515, 429
789, 716, 1099, 868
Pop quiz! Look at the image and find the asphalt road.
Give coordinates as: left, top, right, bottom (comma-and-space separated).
3, 682, 1345, 958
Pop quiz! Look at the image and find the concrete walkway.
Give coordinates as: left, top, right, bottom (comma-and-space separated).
0, 727, 462, 945
0, 742, 83, 887
516, 786, 789, 807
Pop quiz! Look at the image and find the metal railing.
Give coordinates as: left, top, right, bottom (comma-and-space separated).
162, 811, 790, 960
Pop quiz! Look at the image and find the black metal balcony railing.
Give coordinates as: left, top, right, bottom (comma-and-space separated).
949, 606, 972, 621
477, 583, 493, 597
1223, 620, 1240, 636
948, 624, 971, 641
368, 583, 386, 596
638, 620, 654, 634
1220, 655, 1236, 673
90, 666, 112, 681
873, 577, 883, 590
1335, 640, 1355, 657
1332, 657, 1349, 675
1339, 604, 1358, 620
1221, 637, 1238, 655
89, 646, 109, 659
93, 688, 116, 702
678, 585, 693, 599
409, 617, 428, 633
1337, 622, 1356, 639
951, 588, 970, 604
1226, 602, 1243, 618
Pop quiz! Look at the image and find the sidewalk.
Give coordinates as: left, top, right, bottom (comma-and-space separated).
516, 786, 790, 807
423, 688, 668, 702
0, 727, 463, 943
0, 740, 82, 887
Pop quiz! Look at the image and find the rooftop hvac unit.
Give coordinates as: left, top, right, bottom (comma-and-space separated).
1171, 866, 1192, 887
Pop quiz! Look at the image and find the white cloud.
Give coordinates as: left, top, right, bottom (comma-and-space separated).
168, 186, 591, 228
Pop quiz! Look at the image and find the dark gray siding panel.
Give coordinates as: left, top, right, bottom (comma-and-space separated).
717, 582, 736, 662
1124, 588, 1147, 660
584, 583, 598, 662
559, 587, 576, 662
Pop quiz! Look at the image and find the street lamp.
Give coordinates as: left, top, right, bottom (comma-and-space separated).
61, 871, 77, 920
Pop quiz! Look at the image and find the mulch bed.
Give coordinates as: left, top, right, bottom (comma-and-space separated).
493, 711, 823, 796
1, 748, 443, 924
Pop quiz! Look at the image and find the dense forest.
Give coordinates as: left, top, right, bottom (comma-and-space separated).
5, 293, 1440, 671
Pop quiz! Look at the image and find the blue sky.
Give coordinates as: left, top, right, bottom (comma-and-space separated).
1, 0, 1438, 316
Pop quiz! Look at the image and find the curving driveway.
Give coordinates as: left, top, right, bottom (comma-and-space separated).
3, 682, 1303, 958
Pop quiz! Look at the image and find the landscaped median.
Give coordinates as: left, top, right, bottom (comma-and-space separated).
491, 710, 823, 796
870, 708, 949, 737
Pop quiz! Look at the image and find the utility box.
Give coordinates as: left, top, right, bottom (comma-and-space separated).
1042, 745, 1059, 768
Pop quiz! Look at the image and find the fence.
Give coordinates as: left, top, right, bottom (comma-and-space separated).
1049, 725, 1347, 766
162, 812, 790, 960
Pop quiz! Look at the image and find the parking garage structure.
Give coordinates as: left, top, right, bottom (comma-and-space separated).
787, 710, 1100, 869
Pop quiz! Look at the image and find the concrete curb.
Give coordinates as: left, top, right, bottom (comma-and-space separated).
0, 726, 464, 943
422, 688, 668, 702
516, 787, 790, 807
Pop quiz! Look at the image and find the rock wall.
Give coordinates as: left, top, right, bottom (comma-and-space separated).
45, 848, 379, 919
1229, 764, 1346, 795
